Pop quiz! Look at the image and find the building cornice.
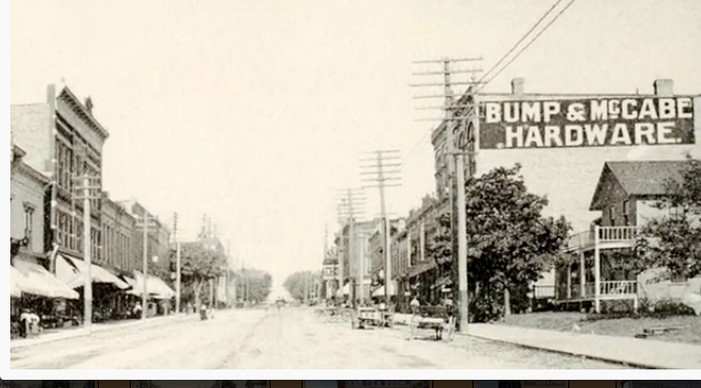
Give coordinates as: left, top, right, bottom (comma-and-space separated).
12, 160, 51, 185
58, 86, 110, 140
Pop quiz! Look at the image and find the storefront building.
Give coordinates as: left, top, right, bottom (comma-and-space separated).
10, 144, 79, 335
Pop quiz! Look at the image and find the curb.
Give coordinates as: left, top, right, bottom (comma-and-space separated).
464, 330, 663, 369
10, 313, 194, 350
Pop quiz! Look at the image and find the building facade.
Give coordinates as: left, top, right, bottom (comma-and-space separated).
10, 145, 49, 266
11, 85, 109, 273
101, 194, 136, 273
116, 200, 172, 275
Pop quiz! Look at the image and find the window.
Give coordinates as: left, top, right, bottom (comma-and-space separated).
623, 200, 630, 225
609, 205, 616, 226
76, 220, 83, 253
23, 203, 35, 245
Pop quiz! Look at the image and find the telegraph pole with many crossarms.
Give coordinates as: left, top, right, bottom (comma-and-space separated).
336, 188, 365, 306
360, 150, 402, 307
72, 172, 101, 328
411, 56, 483, 333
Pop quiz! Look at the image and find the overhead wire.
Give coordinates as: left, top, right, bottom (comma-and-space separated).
404, 0, 574, 165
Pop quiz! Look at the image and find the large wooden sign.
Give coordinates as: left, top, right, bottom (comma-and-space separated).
479, 97, 695, 149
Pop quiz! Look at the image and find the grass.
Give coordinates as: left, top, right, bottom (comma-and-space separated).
501, 311, 701, 345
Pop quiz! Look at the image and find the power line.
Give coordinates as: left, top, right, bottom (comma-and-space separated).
478, 0, 577, 93
478, 0, 564, 84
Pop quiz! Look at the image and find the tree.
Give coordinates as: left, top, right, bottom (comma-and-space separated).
464, 164, 570, 320
283, 271, 318, 301
637, 156, 701, 279
233, 268, 273, 303
179, 242, 227, 309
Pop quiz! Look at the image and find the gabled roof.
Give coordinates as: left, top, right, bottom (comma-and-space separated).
590, 160, 689, 210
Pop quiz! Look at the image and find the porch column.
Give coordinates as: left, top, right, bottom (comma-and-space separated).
594, 225, 601, 313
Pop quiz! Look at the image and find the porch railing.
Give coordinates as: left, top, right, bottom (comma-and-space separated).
564, 281, 637, 300
598, 226, 639, 243
563, 226, 640, 252
600, 280, 638, 295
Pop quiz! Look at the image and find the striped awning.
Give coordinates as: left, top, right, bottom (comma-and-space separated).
10, 266, 23, 297
56, 254, 130, 289
13, 261, 79, 299
127, 271, 175, 300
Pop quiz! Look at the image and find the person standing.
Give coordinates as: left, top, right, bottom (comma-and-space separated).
132, 301, 142, 319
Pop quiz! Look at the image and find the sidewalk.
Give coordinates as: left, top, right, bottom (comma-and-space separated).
11, 313, 195, 350
466, 323, 701, 369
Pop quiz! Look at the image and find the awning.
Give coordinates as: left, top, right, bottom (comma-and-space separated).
10, 266, 23, 298
13, 261, 79, 299
56, 254, 130, 289
408, 260, 437, 278
127, 271, 175, 300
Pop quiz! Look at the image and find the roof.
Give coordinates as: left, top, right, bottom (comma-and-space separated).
590, 160, 689, 210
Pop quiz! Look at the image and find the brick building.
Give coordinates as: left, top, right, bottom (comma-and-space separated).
10, 145, 79, 312
12, 85, 109, 272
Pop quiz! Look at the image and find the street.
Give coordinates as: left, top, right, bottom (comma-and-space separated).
11, 307, 624, 369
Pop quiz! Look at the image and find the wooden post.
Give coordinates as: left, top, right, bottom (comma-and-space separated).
594, 225, 601, 313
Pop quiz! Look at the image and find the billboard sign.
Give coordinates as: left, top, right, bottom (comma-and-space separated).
479, 97, 695, 149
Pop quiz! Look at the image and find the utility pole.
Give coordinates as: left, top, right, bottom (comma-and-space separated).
173, 212, 181, 314
73, 172, 101, 328
360, 150, 401, 306
412, 56, 483, 333
358, 232, 367, 306
136, 212, 158, 320
336, 188, 365, 307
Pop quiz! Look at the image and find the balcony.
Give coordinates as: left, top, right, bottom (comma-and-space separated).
564, 226, 639, 252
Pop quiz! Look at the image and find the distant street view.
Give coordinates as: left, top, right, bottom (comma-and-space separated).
7, 0, 701, 371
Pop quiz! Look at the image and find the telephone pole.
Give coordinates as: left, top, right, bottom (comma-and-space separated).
172, 212, 181, 314
336, 188, 365, 307
136, 212, 158, 320
73, 173, 101, 328
360, 150, 401, 306
412, 56, 483, 333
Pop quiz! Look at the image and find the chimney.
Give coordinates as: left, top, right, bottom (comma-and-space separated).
511, 78, 525, 95
654, 79, 674, 96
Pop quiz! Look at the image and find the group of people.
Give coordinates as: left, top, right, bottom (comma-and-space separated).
15, 309, 41, 338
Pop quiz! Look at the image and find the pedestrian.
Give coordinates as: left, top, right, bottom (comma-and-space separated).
132, 301, 142, 319
410, 295, 420, 315
19, 308, 31, 338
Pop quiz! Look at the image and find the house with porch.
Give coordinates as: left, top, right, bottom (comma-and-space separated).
555, 160, 694, 313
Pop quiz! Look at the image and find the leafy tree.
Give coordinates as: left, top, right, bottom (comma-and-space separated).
179, 242, 227, 308
283, 271, 319, 301
465, 164, 570, 320
236, 269, 273, 303
426, 164, 570, 322
637, 156, 701, 279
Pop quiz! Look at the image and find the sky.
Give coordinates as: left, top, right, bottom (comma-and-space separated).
9, 0, 701, 291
